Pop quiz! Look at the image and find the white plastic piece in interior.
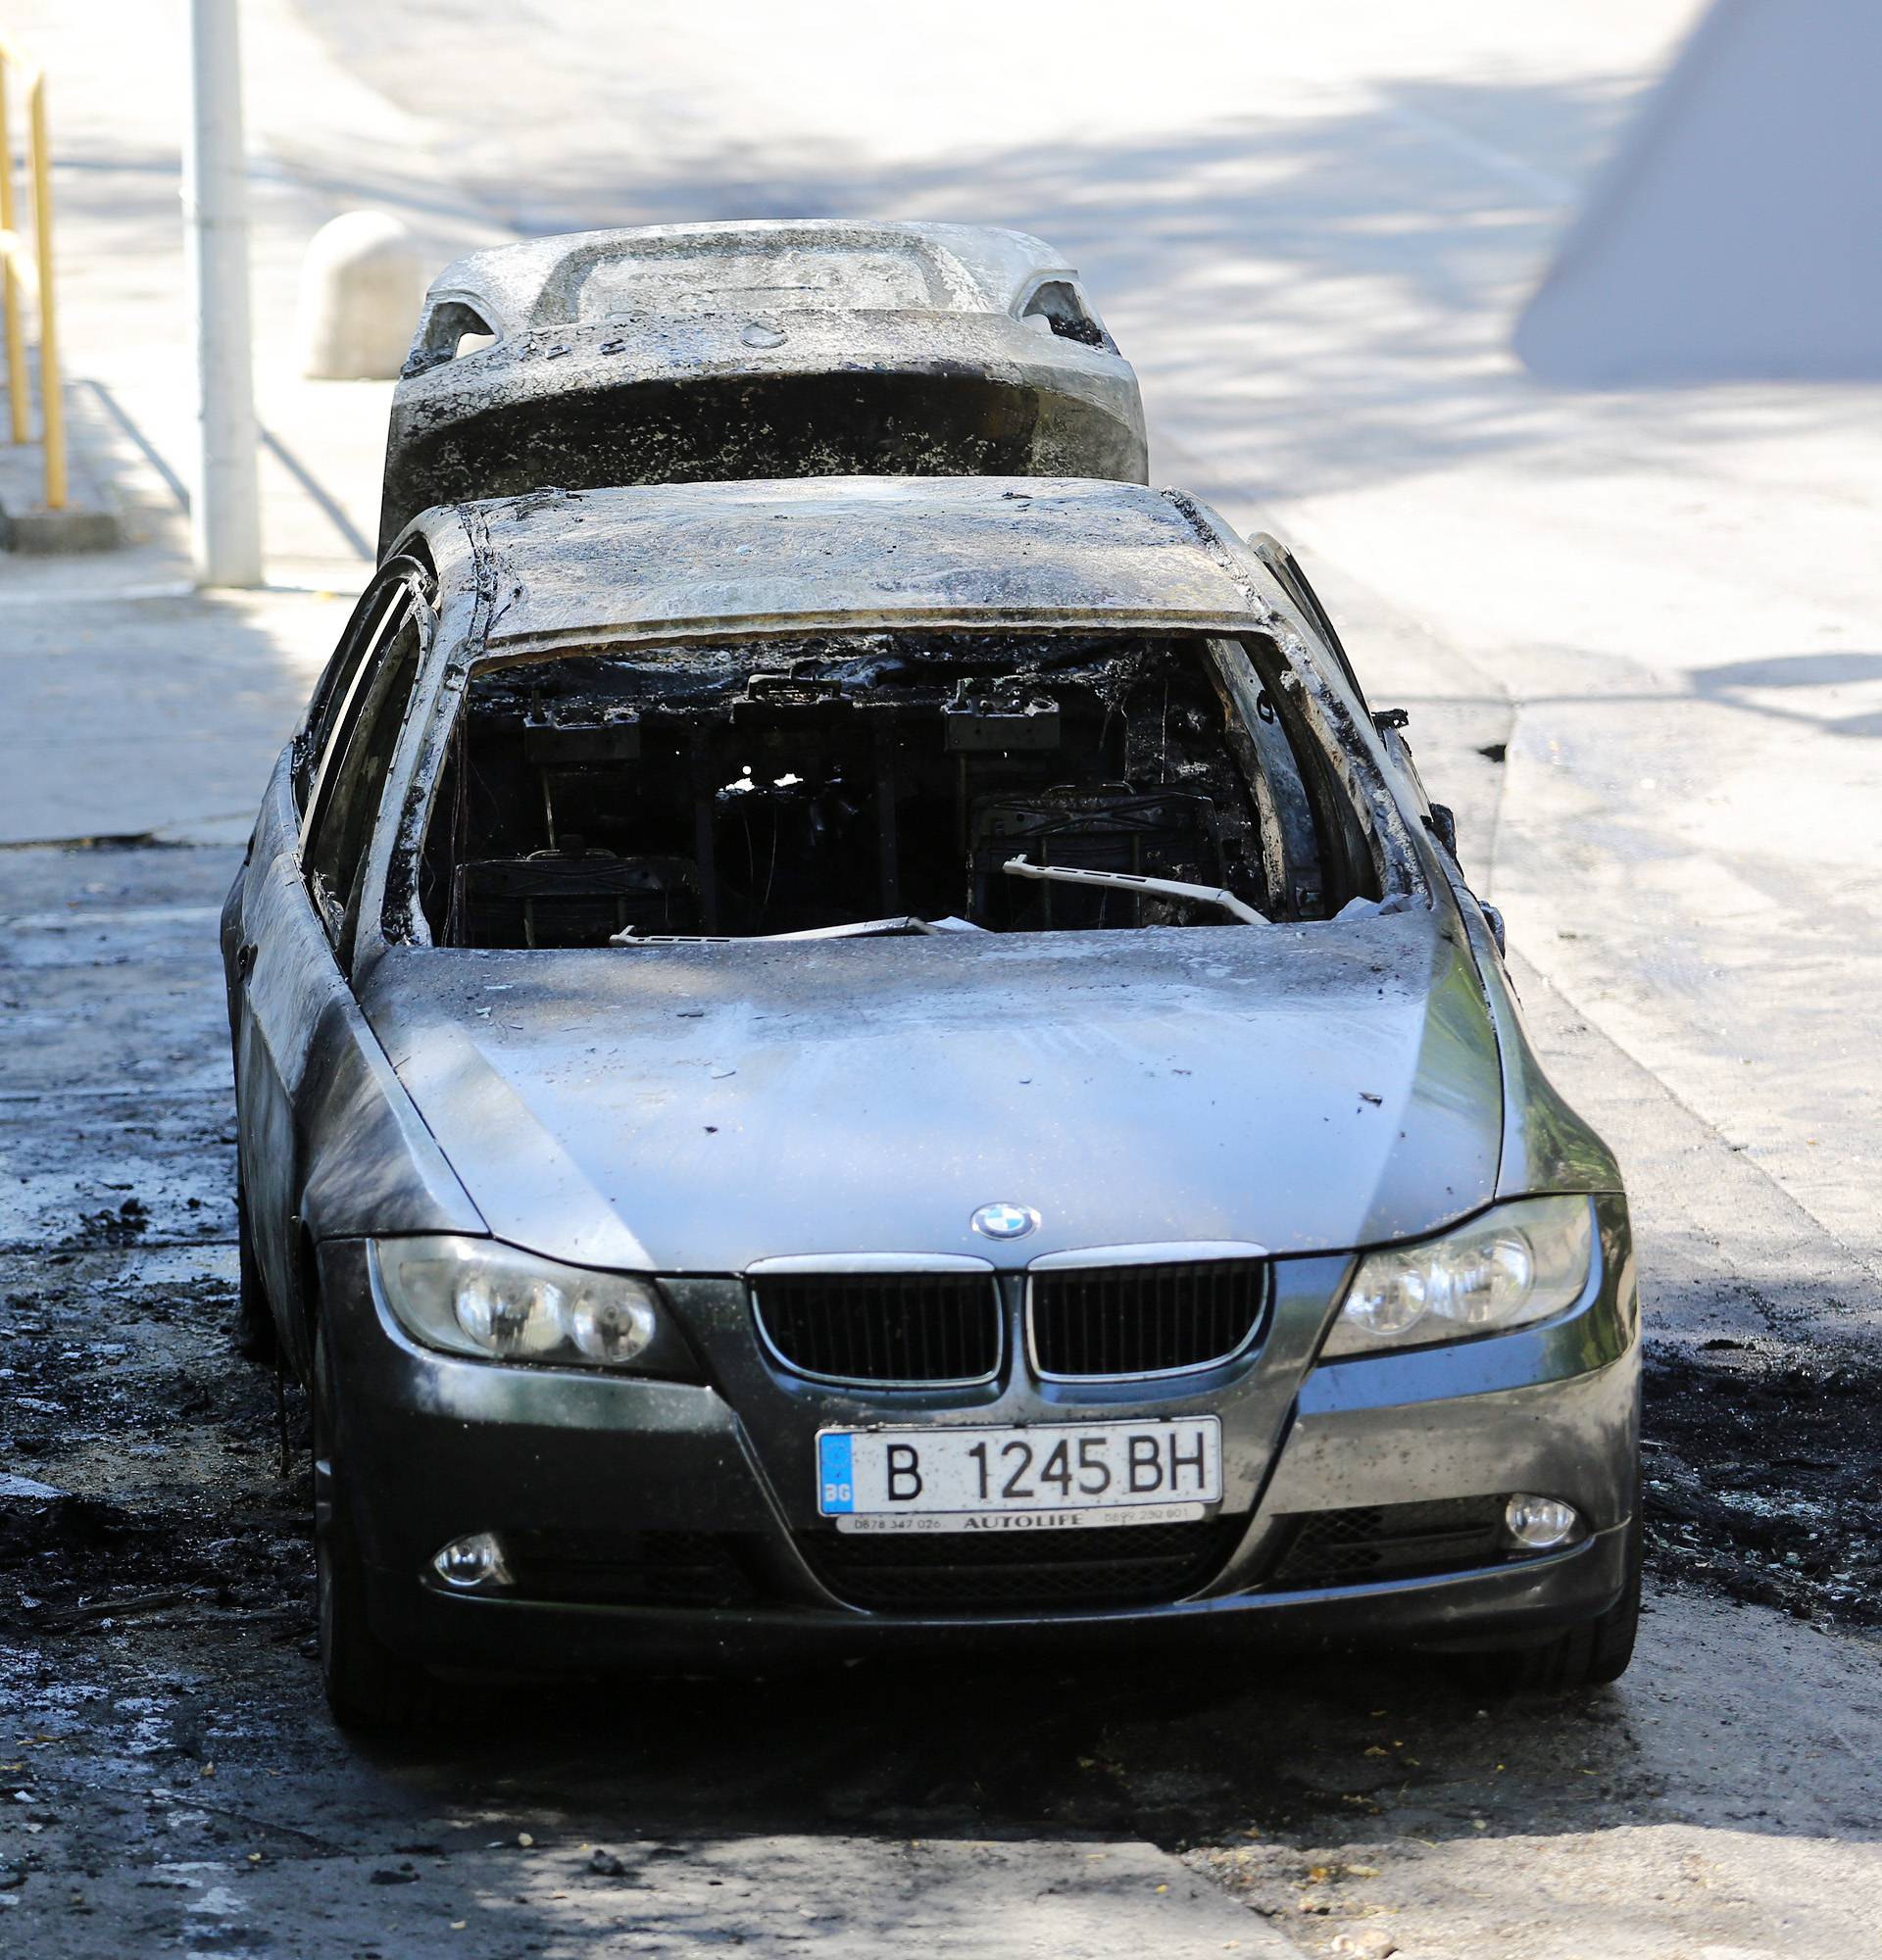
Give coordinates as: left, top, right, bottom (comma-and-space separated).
1001, 855, 1267, 926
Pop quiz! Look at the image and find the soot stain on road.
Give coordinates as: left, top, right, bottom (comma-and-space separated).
0, 1260, 314, 1638
1644, 1337, 1882, 1629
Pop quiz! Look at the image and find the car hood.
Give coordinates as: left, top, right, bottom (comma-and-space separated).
362, 910, 1503, 1274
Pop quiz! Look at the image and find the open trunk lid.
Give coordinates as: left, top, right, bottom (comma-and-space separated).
379, 220, 1148, 553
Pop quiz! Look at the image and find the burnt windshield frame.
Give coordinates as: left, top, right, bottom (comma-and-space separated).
375, 622, 1427, 952
1231, 631, 1381, 913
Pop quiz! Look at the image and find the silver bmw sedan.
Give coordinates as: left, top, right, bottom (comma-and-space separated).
223, 473, 1640, 1727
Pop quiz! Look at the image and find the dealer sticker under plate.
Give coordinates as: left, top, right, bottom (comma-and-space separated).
817, 1417, 1221, 1535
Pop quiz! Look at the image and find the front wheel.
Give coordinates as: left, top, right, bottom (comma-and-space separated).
313, 1324, 433, 1731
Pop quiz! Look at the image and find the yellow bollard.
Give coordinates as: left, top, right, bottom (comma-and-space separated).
28, 70, 60, 506
0, 44, 27, 447
0, 34, 68, 509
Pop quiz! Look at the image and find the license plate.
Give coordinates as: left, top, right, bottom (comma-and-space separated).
816, 1417, 1222, 1535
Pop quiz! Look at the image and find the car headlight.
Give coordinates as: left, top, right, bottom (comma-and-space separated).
373, 1236, 666, 1369
1321, 1197, 1595, 1357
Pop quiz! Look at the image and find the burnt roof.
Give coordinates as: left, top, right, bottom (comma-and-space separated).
436, 476, 1269, 654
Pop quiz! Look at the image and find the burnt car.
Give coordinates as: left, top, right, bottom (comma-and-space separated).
223, 475, 1640, 1727
379, 220, 1147, 553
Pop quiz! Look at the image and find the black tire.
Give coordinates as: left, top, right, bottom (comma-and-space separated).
1472, 1504, 1643, 1693
231, 1181, 278, 1365
313, 1324, 434, 1732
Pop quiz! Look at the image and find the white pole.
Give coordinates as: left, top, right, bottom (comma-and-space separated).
183, 0, 263, 588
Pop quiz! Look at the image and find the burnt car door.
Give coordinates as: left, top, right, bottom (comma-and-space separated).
231, 565, 431, 1358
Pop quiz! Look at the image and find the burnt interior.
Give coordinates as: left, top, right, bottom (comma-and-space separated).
419, 632, 1366, 948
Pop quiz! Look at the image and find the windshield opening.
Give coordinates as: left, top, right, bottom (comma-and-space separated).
415, 631, 1380, 949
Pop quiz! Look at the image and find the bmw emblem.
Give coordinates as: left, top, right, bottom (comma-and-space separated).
971, 1201, 1040, 1241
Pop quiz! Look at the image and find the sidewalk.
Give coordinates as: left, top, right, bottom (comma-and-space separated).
0, 0, 504, 845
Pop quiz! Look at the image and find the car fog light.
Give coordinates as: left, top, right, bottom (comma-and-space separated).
432, 1531, 514, 1590
1505, 1494, 1578, 1550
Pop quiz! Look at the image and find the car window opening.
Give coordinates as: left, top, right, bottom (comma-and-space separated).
414, 632, 1380, 949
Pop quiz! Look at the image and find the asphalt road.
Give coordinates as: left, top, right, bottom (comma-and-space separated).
3, 705, 1879, 1960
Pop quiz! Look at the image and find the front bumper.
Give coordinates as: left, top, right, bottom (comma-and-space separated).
381, 1523, 1635, 1674
318, 1202, 1639, 1673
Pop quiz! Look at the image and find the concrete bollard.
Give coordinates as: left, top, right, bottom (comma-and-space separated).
295, 212, 427, 381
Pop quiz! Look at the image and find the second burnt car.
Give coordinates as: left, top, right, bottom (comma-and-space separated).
379, 219, 1147, 552
224, 473, 1640, 1727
